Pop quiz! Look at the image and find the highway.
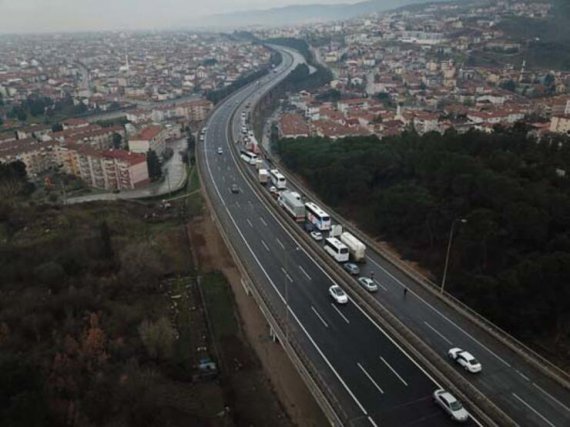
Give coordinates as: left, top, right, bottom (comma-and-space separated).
198, 48, 480, 426
222, 49, 570, 426
231, 56, 570, 427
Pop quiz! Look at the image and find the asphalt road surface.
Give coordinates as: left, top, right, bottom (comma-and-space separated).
226, 49, 570, 427
198, 47, 480, 426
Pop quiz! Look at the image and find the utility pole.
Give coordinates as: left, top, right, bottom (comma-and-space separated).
441, 218, 467, 294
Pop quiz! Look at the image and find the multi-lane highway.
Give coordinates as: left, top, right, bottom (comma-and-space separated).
198, 49, 480, 426
198, 46, 570, 426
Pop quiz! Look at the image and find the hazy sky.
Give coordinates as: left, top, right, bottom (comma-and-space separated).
0, 0, 353, 33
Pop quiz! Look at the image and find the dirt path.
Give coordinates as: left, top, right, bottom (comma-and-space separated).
189, 215, 327, 427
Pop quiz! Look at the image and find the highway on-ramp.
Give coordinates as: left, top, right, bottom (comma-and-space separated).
198, 48, 479, 426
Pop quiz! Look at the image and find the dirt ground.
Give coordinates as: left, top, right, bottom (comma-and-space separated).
189, 214, 328, 427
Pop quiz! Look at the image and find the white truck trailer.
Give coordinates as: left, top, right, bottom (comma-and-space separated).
278, 191, 305, 222
340, 231, 366, 262
258, 169, 270, 185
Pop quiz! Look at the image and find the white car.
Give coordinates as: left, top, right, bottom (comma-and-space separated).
217, 147, 223, 154
310, 231, 323, 241
329, 285, 348, 304
358, 277, 378, 292
433, 389, 469, 422
448, 348, 482, 373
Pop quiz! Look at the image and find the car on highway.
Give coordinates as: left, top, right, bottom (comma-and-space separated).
433, 389, 469, 422
448, 348, 482, 373
310, 231, 323, 241
343, 262, 360, 275
329, 285, 348, 304
358, 277, 378, 292
217, 147, 223, 155
231, 184, 239, 194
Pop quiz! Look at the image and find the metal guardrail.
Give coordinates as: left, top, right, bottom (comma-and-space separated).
269, 156, 570, 392
232, 147, 513, 427
197, 156, 345, 427
227, 97, 513, 426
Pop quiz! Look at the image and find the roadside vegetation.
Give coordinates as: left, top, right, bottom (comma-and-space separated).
277, 127, 570, 365
0, 160, 291, 426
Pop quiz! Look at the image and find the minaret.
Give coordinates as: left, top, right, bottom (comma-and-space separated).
518, 59, 526, 83
125, 53, 129, 73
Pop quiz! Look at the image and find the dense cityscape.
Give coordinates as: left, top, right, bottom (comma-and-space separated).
1, 0, 570, 426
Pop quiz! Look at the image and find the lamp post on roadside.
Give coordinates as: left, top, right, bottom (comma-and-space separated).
440, 218, 467, 294
165, 168, 171, 196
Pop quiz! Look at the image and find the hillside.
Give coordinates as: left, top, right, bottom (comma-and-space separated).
0, 164, 297, 426
496, 0, 570, 70
188, 0, 443, 29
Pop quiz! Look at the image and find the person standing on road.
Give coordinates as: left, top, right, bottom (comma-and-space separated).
403, 287, 408, 297
370, 271, 375, 281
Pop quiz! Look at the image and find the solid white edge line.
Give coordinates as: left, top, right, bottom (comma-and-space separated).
512, 393, 556, 427
205, 109, 369, 417
357, 362, 384, 394
423, 321, 453, 346
380, 356, 408, 387
204, 60, 488, 424
331, 303, 350, 324
312, 306, 329, 328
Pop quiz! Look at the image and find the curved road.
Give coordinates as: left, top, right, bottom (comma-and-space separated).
198, 48, 478, 426
233, 59, 570, 427
226, 48, 570, 427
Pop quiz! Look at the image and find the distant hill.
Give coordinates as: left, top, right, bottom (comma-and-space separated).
187, 0, 446, 29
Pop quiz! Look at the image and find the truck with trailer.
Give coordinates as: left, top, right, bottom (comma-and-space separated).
278, 191, 305, 222
339, 231, 366, 262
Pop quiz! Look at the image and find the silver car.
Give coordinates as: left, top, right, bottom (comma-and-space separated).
343, 262, 360, 275
433, 389, 469, 422
358, 277, 378, 292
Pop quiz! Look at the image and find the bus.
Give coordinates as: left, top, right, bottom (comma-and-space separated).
324, 237, 349, 263
240, 150, 258, 165
269, 169, 286, 190
305, 202, 331, 231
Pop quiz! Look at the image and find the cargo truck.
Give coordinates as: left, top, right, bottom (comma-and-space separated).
258, 169, 269, 185
340, 232, 366, 262
278, 191, 305, 222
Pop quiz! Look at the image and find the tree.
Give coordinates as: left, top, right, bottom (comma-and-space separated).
99, 220, 114, 260
33, 261, 66, 289
112, 132, 122, 149
119, 242, 164, 289
500, 79, 516, 92
0, 354, 51, 427
138, 317, 177, 361
146, 149, 162, 180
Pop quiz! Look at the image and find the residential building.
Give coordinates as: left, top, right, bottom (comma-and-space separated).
128, 125, 166, 155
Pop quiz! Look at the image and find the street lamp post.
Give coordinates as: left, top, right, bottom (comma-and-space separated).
440, 218, 467, 294
165, 168, 171, 196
